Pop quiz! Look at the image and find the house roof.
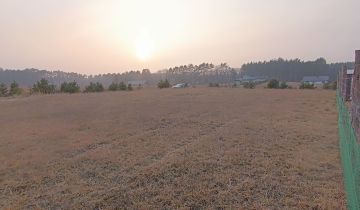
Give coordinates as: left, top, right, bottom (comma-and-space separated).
235, 75, 267, 81
302, 76, 329, 82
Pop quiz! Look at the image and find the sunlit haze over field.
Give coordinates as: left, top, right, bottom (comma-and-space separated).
0, 0, 359, 74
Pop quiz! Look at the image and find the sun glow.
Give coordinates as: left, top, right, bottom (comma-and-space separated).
87, 0, 192, 65
135, 32, 154, 61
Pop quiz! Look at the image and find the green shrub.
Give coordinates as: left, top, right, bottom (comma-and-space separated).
0, 83, 8, 97
243, 81, 256, 89
279, 82, 289, 89
119, 82, 127, 91
323, 82, 337, 90
60, 81, 80, 93
10, 81, 23, 96
32, 79, 56, 94
209, 83, 220, 87
127, 84, 133, 91
267, 79, 280, 89
299, 82, 316, 89
84, 82, 104, 92
108, 82, 132, 91
108, 82, 119, 91
158, 79, 171, 89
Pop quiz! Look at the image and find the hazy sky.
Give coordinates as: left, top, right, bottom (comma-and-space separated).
0, 0, 359, 74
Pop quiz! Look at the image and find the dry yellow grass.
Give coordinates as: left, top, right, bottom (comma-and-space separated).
0, 88, 345, 209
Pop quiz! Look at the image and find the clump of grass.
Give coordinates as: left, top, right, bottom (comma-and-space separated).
299, 82, 316, 89
243, 82, 256, 89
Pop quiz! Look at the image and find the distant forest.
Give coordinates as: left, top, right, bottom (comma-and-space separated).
0, 58, 354, 87
241, 58, 354, 82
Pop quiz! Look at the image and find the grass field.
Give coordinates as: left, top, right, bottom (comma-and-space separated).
0, 88, 345, 209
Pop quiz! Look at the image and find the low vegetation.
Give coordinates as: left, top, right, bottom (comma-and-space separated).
119, 82, 127, 91
323, 82, 337, 90
266, 79, 290, 89
60, 81, 80, 93
300, 82, 316, 89
0, 80, 136, 96
127, 84, 133, 91
267, 79, 280, 89
84, 82, 104, 93
9, 81, 22, 95
158, 79, 171, 89
280, 81, 289, 89
0, 81, 23, 97
0, 83, 8, 97
109, 82, 119, 91
108, 82, 131, 91
209, 83, 220, 87
243, 81, 256, 89
32, 79, 56, 94
0, 78, 335, 98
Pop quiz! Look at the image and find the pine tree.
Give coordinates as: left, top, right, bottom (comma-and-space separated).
0, 83, 8, 97
10, 81, 21, 96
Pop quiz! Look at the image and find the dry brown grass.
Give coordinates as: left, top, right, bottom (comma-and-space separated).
0, 88, 345, 209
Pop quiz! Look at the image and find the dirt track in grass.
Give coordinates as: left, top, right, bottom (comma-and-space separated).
0, 88, 345, 209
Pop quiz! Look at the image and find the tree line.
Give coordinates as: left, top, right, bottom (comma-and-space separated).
0, 68, 155, 88
241, 58, 354, 82
0, 59, 353, 87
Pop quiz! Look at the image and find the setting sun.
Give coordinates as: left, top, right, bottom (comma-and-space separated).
135, 32, 154, 61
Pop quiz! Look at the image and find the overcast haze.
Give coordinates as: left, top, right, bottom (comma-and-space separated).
0, 0, 359, 74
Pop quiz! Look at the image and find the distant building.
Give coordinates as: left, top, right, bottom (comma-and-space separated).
127, 80, 146, 87
235, 75, 267, 85
301, 76, 329, 85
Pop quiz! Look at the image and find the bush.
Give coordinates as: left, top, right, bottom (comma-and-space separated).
119, 82, 127, 91
108, 82, 132, 91
209, 83, 220, 87
60, 81, 80, 93
299, 82, 316, 89
267, 79, 280, 89
0, 83, 8, 97
243, 81, 256, 89
158, 79, 170, 89
279, 82, 289, 89
32, 79, 56, 94
323, 82, 337, 90
84, 82, 104, 92
127, 84, 133, 91
108, 82, 119, 91
10, 81, 22, 95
